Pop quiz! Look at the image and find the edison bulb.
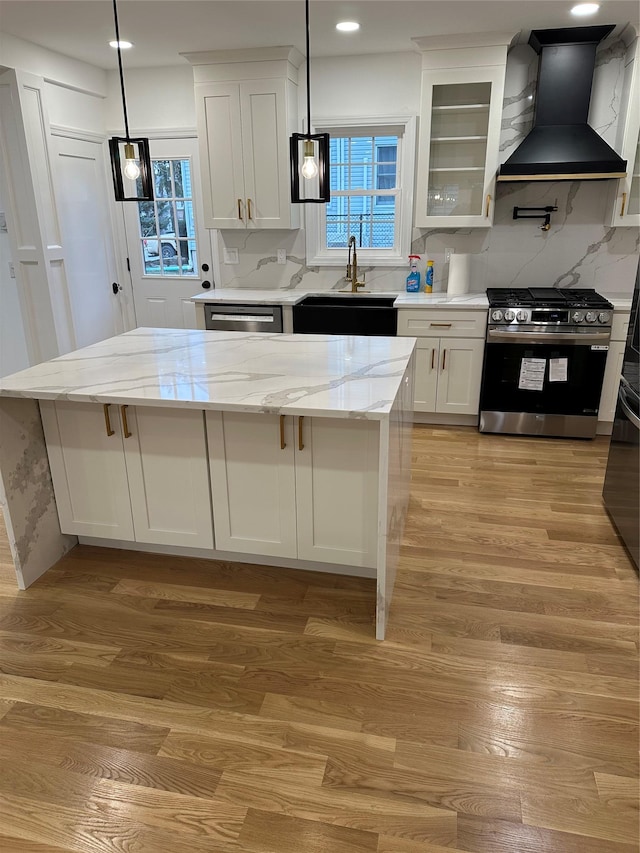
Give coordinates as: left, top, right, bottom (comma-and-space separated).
123, 158, 141, 180
301, 155, 319, 180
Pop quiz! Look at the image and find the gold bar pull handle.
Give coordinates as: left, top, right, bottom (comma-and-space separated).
485, 194, 491, 217
442, 349, 447, 371
120, 405, 132, 439
237, 198, 244, 221
103, 404, 115, 437
247, 198, 253, 220
620, 192, 627, 217
279, 414, 286, 450
298, 416, 304, 451
431, 348, 435, 370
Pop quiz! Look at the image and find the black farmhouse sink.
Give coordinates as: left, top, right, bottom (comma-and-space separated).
292, 294, 397, 336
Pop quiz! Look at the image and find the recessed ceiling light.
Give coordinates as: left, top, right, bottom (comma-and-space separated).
109, 40, 133, 49
570, 3, 600, 16
336, 21, 360, 33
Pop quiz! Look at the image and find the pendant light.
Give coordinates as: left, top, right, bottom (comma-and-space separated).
108, 0, 153, 201
290, 0, 330, 203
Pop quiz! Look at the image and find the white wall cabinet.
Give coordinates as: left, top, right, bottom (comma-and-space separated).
40, 401, 214, 548
206, 411, 379, 569
398, 308, 487, 416
413, 34, 513, 228
188, 47, 301, 230
610, 37, 640, 227
598, 310, 631, 425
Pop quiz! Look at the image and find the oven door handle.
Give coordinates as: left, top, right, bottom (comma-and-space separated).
487, 329, 611, 344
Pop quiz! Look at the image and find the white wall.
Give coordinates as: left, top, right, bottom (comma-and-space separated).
105, 65, 197, 133
0, 31, 106, 97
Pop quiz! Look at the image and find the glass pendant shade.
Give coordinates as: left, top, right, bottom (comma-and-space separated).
109, 137, 153, 202
290, 132, 330, 203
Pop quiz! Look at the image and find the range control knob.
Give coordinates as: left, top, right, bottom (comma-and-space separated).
491, 309, 504, 322
598, 311, 611, 324
516, 309, 528, 323
504, 309, 516, 322
585, 311, 598, 323
572, 311, 585, 323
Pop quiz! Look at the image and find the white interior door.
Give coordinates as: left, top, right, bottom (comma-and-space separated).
53, 136, 123, 348
123, 138, 215, 329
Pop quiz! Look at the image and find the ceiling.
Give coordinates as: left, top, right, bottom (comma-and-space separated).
0, 0, 638, 70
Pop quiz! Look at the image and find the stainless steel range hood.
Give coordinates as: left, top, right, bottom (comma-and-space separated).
498, 25, 628, 182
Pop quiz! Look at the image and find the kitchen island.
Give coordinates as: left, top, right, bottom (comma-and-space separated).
0, 328, 415, 640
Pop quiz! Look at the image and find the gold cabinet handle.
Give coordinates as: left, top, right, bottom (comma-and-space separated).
247, 198, 253, 220
430, 322, 452, 328
442, 349, 447, 371
431, 348, 435, 370
485, 194, 491, 217
103, 404, 115, 437
620, 192, 627, 217
298, 416, 304, 451
120, 405, 132, 439
279, 414, 286, 450
237, 198, 244, 221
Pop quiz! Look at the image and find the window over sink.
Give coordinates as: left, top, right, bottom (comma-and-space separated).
305, 116, 416, 267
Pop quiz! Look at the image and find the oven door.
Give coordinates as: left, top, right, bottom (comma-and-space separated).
480, 326, 610, 437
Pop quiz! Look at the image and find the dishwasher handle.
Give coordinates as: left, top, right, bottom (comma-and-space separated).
208, 313, 276, 324
205, 303, 283, 333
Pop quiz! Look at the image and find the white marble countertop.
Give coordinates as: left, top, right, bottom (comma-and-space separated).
191, 288, 633, 311
191, 289, 489, 309
0, 328, 416, 421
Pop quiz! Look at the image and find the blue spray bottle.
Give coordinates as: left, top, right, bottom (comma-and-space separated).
406, 255, 421, 292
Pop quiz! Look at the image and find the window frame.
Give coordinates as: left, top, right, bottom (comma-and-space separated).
305, 115, 416, 267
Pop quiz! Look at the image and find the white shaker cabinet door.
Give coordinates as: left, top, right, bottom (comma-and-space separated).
206, 411, 298, 558
294, 418, 379, 569
123, 407, 213, 549
413, 340, 440, 413
197, 82, 246, 229
435, 338, 485, 415
40, 400, 134, 540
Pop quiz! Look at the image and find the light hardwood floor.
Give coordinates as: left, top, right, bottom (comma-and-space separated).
0, 425, 637, 853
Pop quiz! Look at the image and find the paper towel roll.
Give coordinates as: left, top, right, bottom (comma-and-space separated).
447, 254, 471, 296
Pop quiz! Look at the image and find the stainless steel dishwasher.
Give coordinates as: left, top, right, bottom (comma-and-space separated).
204, 303, 283, 333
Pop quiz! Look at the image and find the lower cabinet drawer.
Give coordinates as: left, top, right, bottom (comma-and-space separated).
397, 308, 487, 339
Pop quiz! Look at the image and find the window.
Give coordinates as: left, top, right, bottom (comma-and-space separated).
306, 116, 416, 267
137, 159, 198, 276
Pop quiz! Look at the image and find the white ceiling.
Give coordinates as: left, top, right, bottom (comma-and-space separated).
0, 0, 638, 70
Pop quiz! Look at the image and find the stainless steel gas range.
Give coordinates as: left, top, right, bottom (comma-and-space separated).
479, 287, 614, 439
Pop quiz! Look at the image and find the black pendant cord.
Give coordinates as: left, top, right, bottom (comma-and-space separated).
305, 0, 311, 136
112, 0, 131, 142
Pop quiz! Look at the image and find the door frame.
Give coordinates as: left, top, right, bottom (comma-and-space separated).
118, 132, 220, 329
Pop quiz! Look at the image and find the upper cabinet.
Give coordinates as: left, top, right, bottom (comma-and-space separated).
413, 33, 514, 228
184, 47, 303, 230
610, 37, 640, 227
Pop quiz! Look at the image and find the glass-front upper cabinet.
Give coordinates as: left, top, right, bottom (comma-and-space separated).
413, 34, 512, 229
611, 38, 640, 227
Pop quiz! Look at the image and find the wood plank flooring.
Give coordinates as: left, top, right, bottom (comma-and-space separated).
0, 425, 637, 852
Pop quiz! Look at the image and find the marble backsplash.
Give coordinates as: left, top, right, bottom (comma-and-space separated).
214, 29, 639, 298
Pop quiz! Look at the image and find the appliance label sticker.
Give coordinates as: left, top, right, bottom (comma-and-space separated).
519, 357, 546, 391
591, 345, 609, 351
549, 357, 568, 382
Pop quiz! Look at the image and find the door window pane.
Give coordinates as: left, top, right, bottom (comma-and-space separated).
138, 159, 198, 277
